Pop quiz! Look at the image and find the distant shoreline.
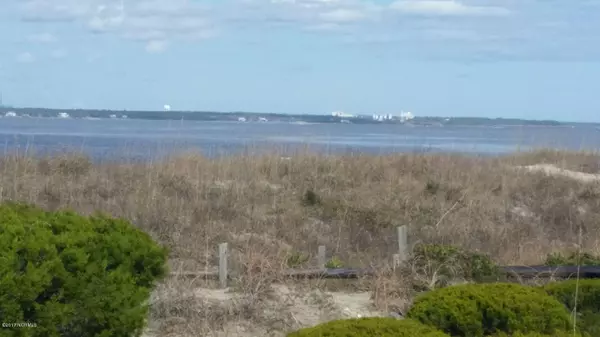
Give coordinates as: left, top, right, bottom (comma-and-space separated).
0, 106, 595, 127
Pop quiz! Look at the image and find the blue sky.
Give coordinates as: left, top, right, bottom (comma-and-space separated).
0, 0, 599, 122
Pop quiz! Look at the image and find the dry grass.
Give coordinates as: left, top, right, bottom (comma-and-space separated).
2, 147, 600, 336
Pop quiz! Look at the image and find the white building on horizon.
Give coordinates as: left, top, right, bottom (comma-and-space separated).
400, 111, 414, 121
372, 114, 393, 121
371, 111, 415, 122
332, 111, 355, 118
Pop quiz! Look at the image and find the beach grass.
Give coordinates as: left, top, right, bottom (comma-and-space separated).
2, 147, 600, 336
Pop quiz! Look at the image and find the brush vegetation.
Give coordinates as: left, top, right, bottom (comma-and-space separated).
543, 280, 600, 336
1, 147, 600, 336
406, 283, 573, 337
492, 332, 583, 337
0, 202, 168, 337
286, 317, 450, 337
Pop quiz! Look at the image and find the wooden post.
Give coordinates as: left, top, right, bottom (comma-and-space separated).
392, 254, 401, 271
318, 245, 326, 269
397, 226, 408, 263
218, 243, 228, 288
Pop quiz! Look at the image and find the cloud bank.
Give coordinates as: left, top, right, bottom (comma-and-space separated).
12, 0, 600, 61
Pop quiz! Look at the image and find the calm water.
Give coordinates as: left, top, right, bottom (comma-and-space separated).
1, 117, 599, 161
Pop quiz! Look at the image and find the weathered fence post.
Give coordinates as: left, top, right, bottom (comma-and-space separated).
318, 245, 327, 269
218, 243, 228, 288
394, 226, 408, 269
392, 254, 401, 271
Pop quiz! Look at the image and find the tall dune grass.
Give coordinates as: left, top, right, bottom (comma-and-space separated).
2, 147, 600, 336
2, 147, 600, 267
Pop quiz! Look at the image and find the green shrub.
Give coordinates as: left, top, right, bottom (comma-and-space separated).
545, 252, 600, 266
325, 256, 344, 269
543, 279, 600, 313
410, 244, 501, 290
574, 312, 600, 337
286, 251, 310, 268
543, 279, 600, 336
407, 283, 573, 337
286, 317, 449, 337
0, 202, 168, 337
492, 331, 585, 337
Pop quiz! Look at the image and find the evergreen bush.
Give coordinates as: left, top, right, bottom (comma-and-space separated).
410, 244, 501, 290
286, 317, 449, 337
406, 283, 572, 337
492, 331, 585, 337
0, 202, 168, 337
543, 279, 600, 336
544, 252, 600, 266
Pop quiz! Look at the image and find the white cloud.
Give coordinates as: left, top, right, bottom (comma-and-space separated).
145, 40, 168, 53
270, 0, 344, 7
88, 8, 125, 33
319, 8, 366, 22
19, 0, 217, 50
20, 0, 91, 21
390, 0, 510, 16
16, 0, 600, 62
131, 0, 210, 17
241, 0, 383, 31
27, 32, 58, 43
16, 52, 35, 63
18, 0, 378, 44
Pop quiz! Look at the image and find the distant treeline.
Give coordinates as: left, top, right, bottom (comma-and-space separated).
427, 117, 564, 126
0, 107, 570, 126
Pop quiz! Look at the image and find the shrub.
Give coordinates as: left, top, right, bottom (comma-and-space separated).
543, 279, 600, 313
492, 331, 584, 337
574, 312, 600, 337
0, 202, 168, 337
406, 283, 573, 337
545, 252, 600, 266
286, 317, 450, 337
410, 244, 501, 290
286, 251, 310, 268
325, 256, 344, 269
543, 279, 600, 336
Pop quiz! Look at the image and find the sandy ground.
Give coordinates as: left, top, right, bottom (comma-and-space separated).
143, 284, 390, 337
519, 164, 600, 183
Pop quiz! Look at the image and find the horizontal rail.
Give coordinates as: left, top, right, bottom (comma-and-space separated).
169, 235, 600, 288
501, 265, 600, 278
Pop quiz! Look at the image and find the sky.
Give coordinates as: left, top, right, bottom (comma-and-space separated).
0, 0, 599, 122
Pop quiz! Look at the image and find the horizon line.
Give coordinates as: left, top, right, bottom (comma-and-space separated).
0, 105, 595, 125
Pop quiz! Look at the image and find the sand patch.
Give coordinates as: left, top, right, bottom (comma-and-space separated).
519, 164, 600, 183
146, 284, 388, 337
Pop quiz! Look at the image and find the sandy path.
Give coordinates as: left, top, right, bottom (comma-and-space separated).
143, 284, 388, 337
